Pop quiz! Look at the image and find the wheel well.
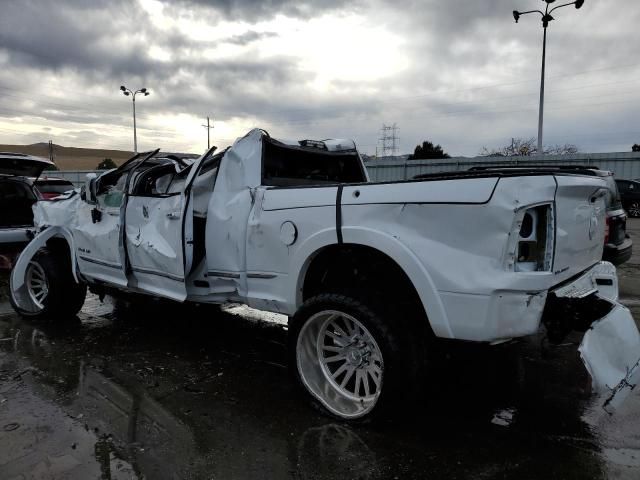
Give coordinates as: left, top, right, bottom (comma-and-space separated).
45, 237, 73, 267
302, 244, 431, 332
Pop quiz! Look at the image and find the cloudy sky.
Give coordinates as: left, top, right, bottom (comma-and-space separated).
0, 0, 639, 157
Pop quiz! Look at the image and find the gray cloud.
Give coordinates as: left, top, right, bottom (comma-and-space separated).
224, 30, 279, 45
0, 0, 639, 156
167, 0, 361, 21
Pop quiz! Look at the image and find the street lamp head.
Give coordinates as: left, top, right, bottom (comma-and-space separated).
140, 88, 147, 93
120, 85, 126, 92
513, 10, 520, 23
123, 91, 130, 96
575, 0, 585, 9
544, 0, 556, 3
144, 91, 149, 96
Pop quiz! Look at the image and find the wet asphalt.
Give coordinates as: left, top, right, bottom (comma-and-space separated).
1, 223, 640, 479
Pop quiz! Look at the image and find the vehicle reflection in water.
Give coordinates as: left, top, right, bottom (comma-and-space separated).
77, 362, 198, 479
295, 424, 378, 480
0, 298, 611, 480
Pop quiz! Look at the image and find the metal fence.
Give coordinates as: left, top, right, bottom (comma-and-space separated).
48, 170, 100, 187
53, 152, 640, 187
365, 152, 640, 182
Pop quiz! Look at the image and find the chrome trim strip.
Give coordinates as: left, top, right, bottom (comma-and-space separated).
78, 255, 122, 269
247, 272, 277, 279
132, 266, 184, 282
207, 271, 241, 279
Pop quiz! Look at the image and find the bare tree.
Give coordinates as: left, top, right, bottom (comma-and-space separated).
481, 138, 579, 156
544, 144, 579, 155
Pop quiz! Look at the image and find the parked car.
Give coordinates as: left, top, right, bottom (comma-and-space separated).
461, 166, 632, 266
0, 152, 53, 270
34, 177, 75, 200
9, 130, 640, 419
615, 179, 640, 217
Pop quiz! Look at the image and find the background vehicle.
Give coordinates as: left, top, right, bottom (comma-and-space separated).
463, 166, 632, 266
0, 152, 52, 269
10, 130, 639, 420
33, 177, 74, 200
615, 179, 640, 218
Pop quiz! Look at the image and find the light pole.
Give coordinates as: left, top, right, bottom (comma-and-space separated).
513, 0, 585, 154
120, 85, 149, 153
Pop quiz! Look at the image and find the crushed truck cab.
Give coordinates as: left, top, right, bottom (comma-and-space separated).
10, 129, 640, 420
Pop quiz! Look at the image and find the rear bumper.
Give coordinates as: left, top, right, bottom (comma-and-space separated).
541, 261, 640, 410
440, 262, 621, 342
541, 262, 620, 344
603, 236, 632, 266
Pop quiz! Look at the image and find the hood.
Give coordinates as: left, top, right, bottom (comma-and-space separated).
0, 152, 55, 177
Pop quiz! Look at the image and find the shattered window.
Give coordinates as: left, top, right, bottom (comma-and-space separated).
101, 175, 126, 208
133, 164, 189, 196
262, 138, 366, 186
96, 169, 128, 208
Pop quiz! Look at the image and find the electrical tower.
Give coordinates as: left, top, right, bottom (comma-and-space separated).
379, 123, 399, 157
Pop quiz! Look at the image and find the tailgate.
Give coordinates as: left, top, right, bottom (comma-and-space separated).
553, 175, 607, 276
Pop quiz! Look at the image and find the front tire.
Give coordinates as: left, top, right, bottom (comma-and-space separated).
289, 293, 419, 420
10, 248, 87, 319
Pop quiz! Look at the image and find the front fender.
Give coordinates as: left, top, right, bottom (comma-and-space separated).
11, 226, 79, 294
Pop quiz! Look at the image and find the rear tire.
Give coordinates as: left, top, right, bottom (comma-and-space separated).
289, 293, 423, 420
10, 248, 87, 319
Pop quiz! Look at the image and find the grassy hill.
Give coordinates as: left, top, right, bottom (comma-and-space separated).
0, 143, 134, 170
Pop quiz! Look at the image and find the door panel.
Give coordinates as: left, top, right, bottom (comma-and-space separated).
74, 201, 128, 286
125, 194, 189, 301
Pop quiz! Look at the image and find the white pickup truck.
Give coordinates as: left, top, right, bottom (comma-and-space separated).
9, 129, 640, 419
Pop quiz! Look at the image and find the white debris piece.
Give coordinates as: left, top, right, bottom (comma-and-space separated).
579, 300, 640, 411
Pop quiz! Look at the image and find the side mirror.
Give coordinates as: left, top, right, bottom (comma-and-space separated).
84, 173, 98, 205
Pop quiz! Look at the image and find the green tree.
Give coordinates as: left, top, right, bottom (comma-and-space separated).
409, 141, 450, 160
97, 158, 117, 170
633, 144, 640, 152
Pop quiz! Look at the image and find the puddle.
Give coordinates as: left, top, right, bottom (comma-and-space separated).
0, 294, 636, 479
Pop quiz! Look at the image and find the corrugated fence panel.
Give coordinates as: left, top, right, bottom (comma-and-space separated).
365, 152, 640, 182
51, 170, 100, 187
56, 153, 640, 186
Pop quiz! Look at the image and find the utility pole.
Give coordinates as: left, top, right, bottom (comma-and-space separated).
48, 140, 55, 163
202, 117, 213, 149
120, 86, 150, 153
513, 0, 585, 154
538, 25, 547, 155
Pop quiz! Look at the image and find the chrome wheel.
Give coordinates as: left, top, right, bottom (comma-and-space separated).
629, 202, 640, 218
26, 261, 48, 310
296, 310, 384, 419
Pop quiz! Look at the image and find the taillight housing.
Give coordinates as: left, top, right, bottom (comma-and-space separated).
506, 204, 555, 272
